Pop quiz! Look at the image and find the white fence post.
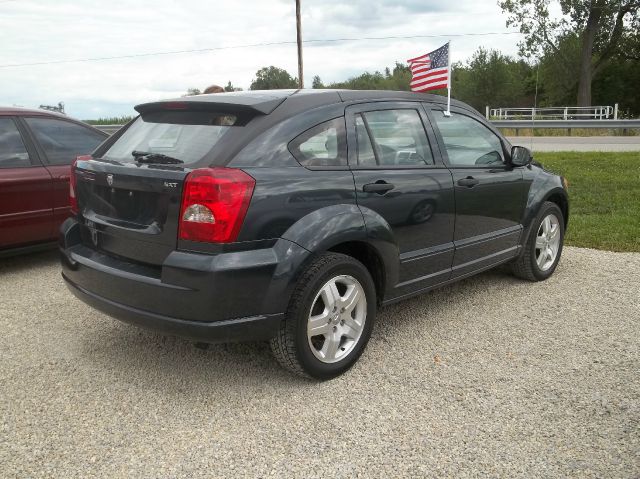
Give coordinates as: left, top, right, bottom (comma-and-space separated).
485, 106, 490, 119
614, 103, 618, 120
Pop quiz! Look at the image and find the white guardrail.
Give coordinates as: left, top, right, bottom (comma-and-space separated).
491, 119, 640, 129
489, 105, 618, 120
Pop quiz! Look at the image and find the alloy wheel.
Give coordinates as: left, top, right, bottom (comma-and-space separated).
307, 275, 367, 364
535, 213, 561, 271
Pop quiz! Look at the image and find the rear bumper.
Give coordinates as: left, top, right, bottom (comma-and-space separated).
63, 274, 283, 342
59, 218, 310, 343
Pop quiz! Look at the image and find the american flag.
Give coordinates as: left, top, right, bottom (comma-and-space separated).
407, 43, 450, 92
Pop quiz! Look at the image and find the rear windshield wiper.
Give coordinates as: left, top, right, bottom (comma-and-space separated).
132, 150, 184, 164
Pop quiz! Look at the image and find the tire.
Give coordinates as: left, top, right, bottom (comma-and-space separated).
511, 201, 565, 281
270, 252, 376, 380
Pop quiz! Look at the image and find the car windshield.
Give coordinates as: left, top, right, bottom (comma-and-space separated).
102, 111, 238, 165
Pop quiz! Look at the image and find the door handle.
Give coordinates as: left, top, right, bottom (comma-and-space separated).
457, 176, 479, 187
363, 181, 395, 194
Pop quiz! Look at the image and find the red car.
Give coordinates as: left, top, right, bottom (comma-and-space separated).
0, 107, 108, 255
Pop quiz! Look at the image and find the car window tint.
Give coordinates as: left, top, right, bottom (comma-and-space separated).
360, 109, 434, 167
433, 112, 504, 166
289, 118, 347, 167
25, 117, 105, 165
0, 118, 31, 168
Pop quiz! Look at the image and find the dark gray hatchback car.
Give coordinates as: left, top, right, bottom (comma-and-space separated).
60, 89, 569, 379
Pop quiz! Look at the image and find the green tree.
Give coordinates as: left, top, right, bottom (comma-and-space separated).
84, 116, 134, 125
312, 75, 324, 88
499, 0, 640, 106
536, 34, 582, 106
388, 63, 413, 90
183, 87, 201, 96
249, 66, 298, 90
452, 48, 535, 111
592, 57, 640, 116
328, 63, 412, 91
329, 71, 386, 89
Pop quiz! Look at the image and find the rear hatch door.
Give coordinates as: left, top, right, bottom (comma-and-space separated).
74, 96, 283, 266
76, 160, 187, 266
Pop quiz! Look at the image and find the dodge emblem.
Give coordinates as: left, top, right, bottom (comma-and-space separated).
106, 174, 114, 187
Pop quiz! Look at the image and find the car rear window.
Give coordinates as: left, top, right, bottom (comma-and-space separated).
102, 111, 239, 165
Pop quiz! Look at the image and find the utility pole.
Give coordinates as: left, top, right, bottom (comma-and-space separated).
296, 0, 303, 89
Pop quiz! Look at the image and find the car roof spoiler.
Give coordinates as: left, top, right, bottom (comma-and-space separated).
135, 91, 295, 116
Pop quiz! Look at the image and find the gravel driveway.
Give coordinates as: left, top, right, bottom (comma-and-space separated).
1, 247, 638, 478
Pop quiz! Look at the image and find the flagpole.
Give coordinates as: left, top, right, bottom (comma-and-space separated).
445, 40, 451, 116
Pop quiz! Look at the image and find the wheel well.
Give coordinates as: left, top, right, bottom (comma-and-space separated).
328, 241, 385, 304
546, 192, 569, 228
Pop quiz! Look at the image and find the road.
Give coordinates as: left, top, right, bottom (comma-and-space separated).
1, 248, 639, 478
507, 136, 640, 152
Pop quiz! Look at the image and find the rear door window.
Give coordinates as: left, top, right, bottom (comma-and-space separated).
25, 117, 105, 165
102, 111, 238, 166
0, 118, 31, 168
356, 109, 434, 167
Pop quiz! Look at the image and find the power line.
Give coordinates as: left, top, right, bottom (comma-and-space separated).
0, 31, 522, 69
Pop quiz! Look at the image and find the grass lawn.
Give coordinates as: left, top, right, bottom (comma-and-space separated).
535, 151, 640, 252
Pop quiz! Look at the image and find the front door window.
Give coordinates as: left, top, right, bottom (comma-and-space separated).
432, 112, 504, 167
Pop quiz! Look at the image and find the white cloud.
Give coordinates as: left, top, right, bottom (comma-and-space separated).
0, 0, 521, 119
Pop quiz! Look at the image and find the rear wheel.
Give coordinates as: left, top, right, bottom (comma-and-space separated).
511, 201, 564, 281
270, 253, 376, 379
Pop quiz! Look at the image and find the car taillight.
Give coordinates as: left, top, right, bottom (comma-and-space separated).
70, 155, 91, 214
179, 168, 255, 243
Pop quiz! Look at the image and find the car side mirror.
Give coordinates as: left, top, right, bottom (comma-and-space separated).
510, 146, 532, 167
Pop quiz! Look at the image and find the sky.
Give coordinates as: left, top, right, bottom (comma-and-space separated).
0, 0, 524, 120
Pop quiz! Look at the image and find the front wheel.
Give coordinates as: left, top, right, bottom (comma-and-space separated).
511, 201, 565, 281
270, 253, 376, 379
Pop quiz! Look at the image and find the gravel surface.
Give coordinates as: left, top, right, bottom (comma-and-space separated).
1, 247, 638, 478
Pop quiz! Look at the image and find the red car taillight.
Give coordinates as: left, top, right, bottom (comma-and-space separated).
179, 168, 255, 243
70, 155, 91, 214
